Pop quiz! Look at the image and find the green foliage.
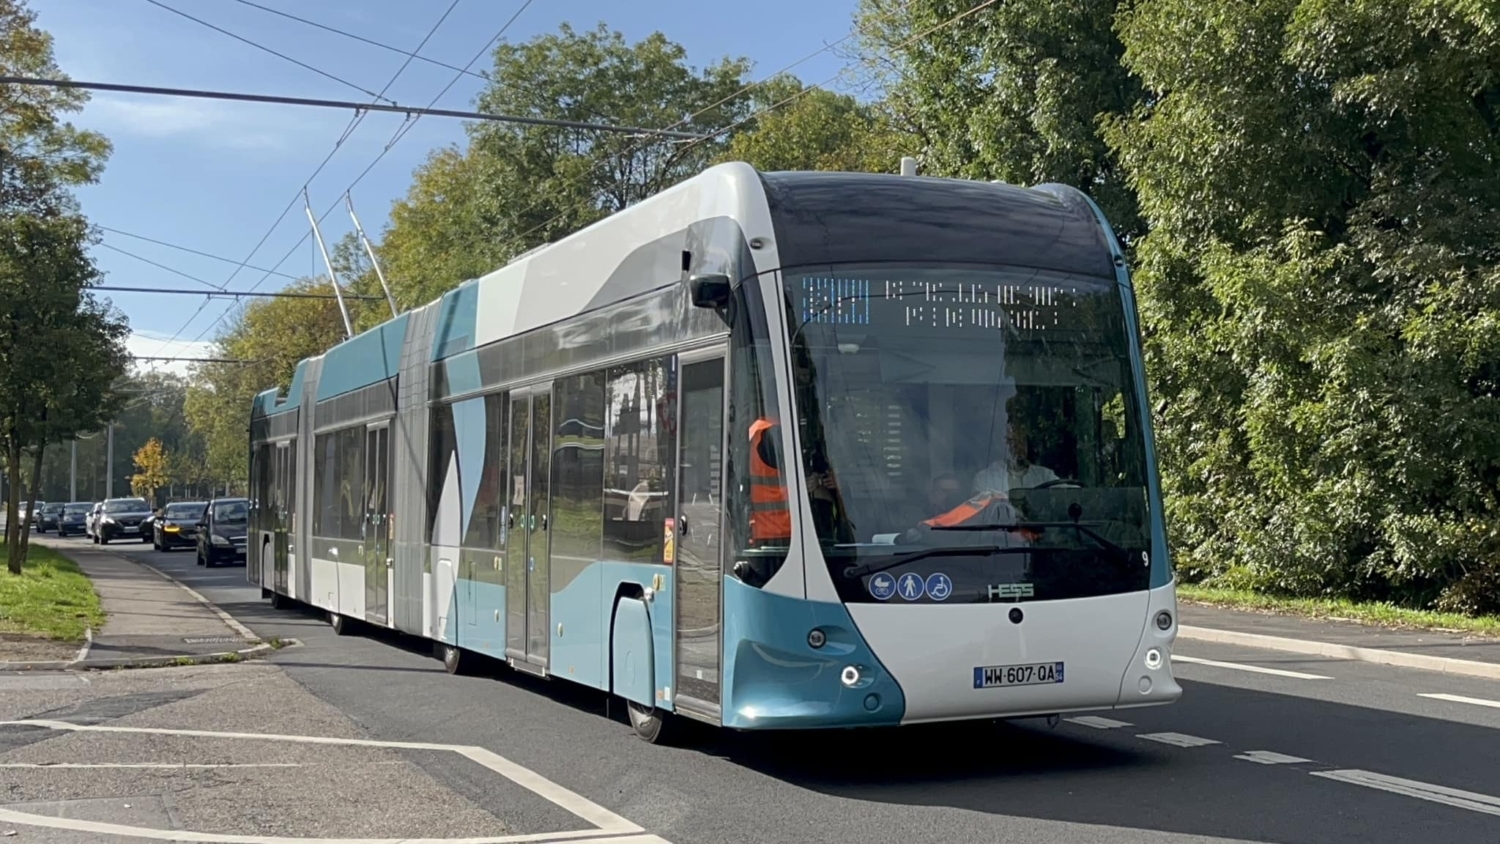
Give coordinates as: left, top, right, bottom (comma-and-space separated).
185, 277, 348, 489
377, 23, 754, 310
1104, 0, 1500, 613
0, 1, 124, 572
857, 0, 1144, 238
0, 540, 103, 641
720, 75, 913, 173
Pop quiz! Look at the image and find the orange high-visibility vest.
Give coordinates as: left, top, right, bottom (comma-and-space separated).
923, 492, 1039, 540
923, 493, 1002, 528
748, 418, 792, 543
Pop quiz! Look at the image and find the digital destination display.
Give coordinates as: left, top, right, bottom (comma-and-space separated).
799, 276, 1083, 333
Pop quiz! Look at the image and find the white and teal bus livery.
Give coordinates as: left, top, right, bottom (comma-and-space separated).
247, 163, 1181, 741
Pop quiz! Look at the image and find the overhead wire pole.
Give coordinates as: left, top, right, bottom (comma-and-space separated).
345, 193, 399, 318
304, 190, 354, 338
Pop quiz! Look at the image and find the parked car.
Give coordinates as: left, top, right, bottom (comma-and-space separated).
56, 502, 92, 537
196, 497, 248, 567
153, 500, 207, 551
37, 502, 64, 533
93, 497, 153, 544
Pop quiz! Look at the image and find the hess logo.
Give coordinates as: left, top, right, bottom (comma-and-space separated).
987, 583, 1034, 601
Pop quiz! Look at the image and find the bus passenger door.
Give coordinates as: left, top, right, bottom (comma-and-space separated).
273, 441, 290, 595
364, 423, 391, 625
505, 385, 552, 671
673, 350, 726, 715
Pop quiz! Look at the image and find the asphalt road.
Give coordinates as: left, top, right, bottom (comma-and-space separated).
70, 535, 1500, 844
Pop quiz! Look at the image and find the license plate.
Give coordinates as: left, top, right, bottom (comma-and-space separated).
973, 662, 1064, 688
122, 526, 139, 533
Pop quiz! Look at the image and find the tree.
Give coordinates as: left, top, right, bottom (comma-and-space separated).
0, 0, 120, 573
184, 276, 348, 490
1102, 0, 1500, 612
378, 24, 753, 310
129, 437, 170, 504
855, 0, 1145, 239
719, 74, 914, 173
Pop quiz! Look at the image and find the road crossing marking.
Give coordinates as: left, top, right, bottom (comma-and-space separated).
0, 719, 670, 843
1137, 732, 1220, 748
1233, 751, 1312, 765
1065, 716, 1132, 729
1419, 693, 1500, 710
1171, 654, 1332, 680
1311, 769, 1500, 818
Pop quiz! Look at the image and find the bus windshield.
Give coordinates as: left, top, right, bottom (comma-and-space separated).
785, 264, 1154, 605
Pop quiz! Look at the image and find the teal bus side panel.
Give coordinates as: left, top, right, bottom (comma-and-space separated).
432, 283, 479, 362
721, 577, 905, 729
548, 560, 673, 708
316, 314, 409, 401
457, 580, 507, 658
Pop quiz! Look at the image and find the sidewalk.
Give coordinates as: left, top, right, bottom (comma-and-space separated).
1, 538, 268, 670
1177, 601, 1500, 678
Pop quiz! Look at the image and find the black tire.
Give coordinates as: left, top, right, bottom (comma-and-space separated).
439, 643, 467, 675
269, 590, 288, 610
99, 532, 109, 545
329, 612, 352, 636
141, 534, 150, 543
626, 701, 673, 744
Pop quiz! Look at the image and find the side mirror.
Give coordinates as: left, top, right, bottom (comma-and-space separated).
687, 273, 732, 309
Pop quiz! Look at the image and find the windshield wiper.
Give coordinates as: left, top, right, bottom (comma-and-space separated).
930, 520, 1133, 564
842, 545, 1036, 579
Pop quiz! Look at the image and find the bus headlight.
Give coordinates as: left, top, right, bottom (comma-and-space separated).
840, 665, 861, 687
807, 629, 827, 649
1145, 648, 1163, 670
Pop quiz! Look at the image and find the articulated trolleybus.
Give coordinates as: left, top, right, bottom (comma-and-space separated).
248, 162, 1181, 742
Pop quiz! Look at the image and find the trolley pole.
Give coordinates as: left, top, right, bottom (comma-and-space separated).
346, 193, 399, 319
305, 190, 354, 340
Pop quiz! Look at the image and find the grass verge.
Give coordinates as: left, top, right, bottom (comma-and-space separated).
1177, 583, 1500, 638
0, 541, 105, 641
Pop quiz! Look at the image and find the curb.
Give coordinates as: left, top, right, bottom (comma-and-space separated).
1178, 625, 1500, 681
0, 639, 302, 673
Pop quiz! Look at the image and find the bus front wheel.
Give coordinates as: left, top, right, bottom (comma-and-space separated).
626, 701, 672, 744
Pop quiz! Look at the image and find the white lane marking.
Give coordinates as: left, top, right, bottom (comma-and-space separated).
1419, 693, 1500, 710
0, 720, 653, 841
1312, 769, 1500, 817
1234, 751, 1312, 765
1171, 654, 1332, 680
1137, 732, 1221, 748
1065, 716, 1132, 729
0, 807, 667, 844
0, 762, 300, 769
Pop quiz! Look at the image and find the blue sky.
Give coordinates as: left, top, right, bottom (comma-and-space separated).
32, 0, 861, 375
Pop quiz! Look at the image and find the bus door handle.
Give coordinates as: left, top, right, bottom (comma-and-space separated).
540, 514, 548, 531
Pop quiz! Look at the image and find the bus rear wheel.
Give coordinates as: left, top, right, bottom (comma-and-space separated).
626, 701, 672, 744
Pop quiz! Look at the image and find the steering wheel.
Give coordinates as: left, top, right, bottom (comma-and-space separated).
1030, 478, 1083, 490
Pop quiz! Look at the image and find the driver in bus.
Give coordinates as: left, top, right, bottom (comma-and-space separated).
972, 427, 1059, 495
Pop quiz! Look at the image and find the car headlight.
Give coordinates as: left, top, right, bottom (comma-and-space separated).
101, 516, 116, 525
212, 534, 230, 546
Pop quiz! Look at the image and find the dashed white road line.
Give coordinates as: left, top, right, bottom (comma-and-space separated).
1064, 716, 1132, 729
1137, 732, 1221, 748
1312, 769, 1500, 817
1233, 751, 1311, 765
0, 719, 668, 843
1419, 693, 1500, 710
1171, 654, 1332, 680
